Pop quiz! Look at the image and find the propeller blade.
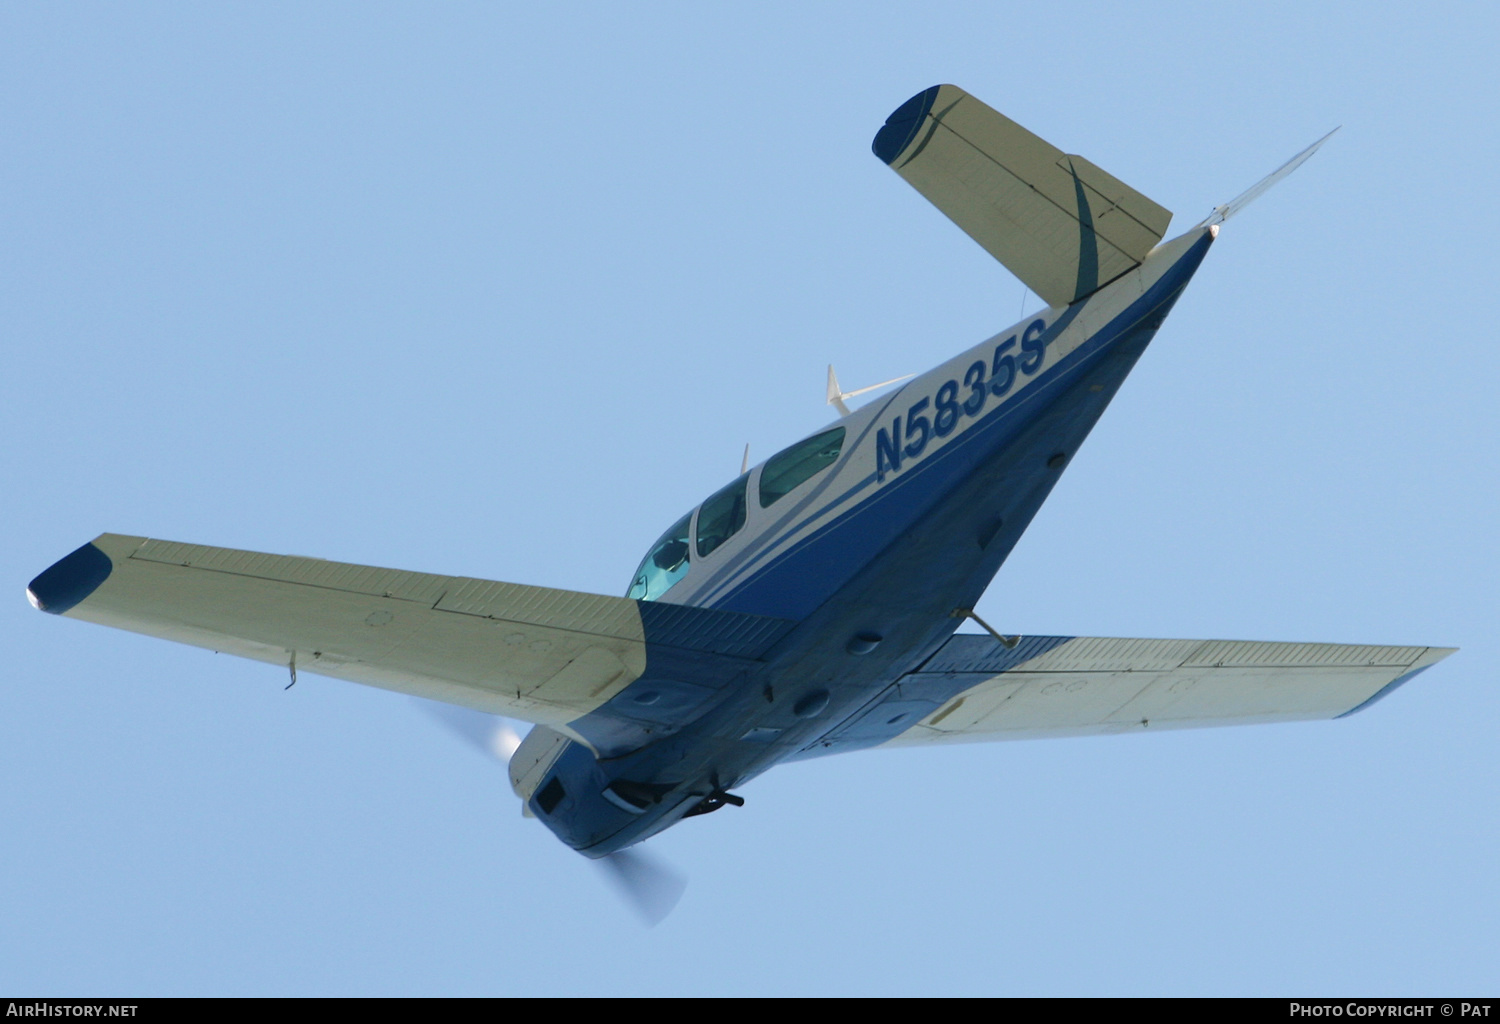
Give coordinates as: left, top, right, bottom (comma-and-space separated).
491, 723, 522, 760
416, 697, 687, 922
417, 698, 523, 762
595, 847, 687, 927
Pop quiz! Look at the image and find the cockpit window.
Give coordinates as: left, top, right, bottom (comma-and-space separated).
759, 426, 845, 508
696, 474, 748, 558
627, 513, 692, 601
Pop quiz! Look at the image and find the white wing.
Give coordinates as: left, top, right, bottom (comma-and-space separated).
28, 534, 793, 737
864, 634, 1453, 748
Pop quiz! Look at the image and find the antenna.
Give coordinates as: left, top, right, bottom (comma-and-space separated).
827, 365, 913, 417
1198, 127, 1340, 228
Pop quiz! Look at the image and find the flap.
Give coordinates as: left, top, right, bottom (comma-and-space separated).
793, 633, 1454, 758
881, 634, 1455, 747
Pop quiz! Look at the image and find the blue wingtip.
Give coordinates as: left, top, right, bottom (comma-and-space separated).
1336, 664, 1436, 718
27, 542, 113, 615
872, 85, 941, 165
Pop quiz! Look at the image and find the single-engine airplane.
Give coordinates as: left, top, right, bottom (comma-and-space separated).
29, 86, 1454, 912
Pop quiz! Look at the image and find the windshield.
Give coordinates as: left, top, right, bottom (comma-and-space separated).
626, 513, 692, 601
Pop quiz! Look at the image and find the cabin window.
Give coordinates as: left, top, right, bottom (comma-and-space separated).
696, 474, 749, 558
626, 513, 692, 601
759, 426, 846, 507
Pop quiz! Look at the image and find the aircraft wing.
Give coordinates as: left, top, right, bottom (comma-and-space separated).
872, 84, 1173, 307
822, 634, 1454, 753
27, 534, 794, 732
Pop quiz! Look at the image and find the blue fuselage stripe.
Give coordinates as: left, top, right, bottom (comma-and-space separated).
701, 234, 1208, 621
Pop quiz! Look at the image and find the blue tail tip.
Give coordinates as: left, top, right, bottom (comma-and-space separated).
27, 541, 113, 615
872, 85, 941, 165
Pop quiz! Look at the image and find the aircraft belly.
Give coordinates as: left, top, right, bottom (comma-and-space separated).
753, 237, 1213, 761
785, 322, 1171, 759
536, 283, 1194, 857
531, 230, 1213, 855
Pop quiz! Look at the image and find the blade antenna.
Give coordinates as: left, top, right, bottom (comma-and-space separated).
1199, 126, 1340, 228
827, 365, 851, 416
827, 364, 914, 417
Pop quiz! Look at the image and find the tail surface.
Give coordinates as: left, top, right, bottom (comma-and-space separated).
873, 84, 1173, 307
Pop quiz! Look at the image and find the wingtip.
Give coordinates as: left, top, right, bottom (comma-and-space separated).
1336, 648, 1456, 719
26, 541, 114, 615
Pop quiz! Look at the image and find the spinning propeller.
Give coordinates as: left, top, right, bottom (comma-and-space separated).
418, 699, 686, 925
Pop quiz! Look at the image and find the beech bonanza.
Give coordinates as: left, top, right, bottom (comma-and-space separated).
29, 86, 1453, 910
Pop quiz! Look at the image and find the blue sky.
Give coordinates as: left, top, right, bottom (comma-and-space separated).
3, 3, 1497, 995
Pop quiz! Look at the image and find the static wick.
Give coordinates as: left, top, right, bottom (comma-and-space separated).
286, 650, 297, 690
951, 607, 1021, 650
